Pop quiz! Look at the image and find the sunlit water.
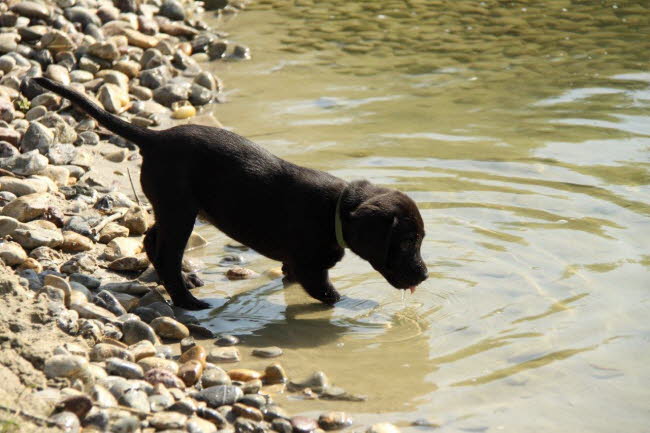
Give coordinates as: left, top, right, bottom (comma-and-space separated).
184, 1, 650, 431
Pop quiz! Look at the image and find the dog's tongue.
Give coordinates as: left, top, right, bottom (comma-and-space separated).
409, 286, 416, 294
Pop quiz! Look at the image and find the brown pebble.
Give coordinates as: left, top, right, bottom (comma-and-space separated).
100, 337, 127, 348
232, 402, 264, 422
145, 367, 185, 389
225, 266, 258, 280
180, 336, 196, 353
16, 257, 42, 272
55, 395, 93, 420
292, 416, 318, 433
179, 345, 207, 367
228, 368, 262, 382
318, 412, 353, 431
178, 359, 204, 386
263, 363, 288, 385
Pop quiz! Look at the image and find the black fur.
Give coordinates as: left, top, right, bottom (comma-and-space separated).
34, 77, 428, 310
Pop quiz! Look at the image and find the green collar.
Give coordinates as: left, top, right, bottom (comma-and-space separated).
335, 189, 348, 249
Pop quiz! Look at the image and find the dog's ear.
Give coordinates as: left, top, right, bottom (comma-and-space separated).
347, 197, 397, 268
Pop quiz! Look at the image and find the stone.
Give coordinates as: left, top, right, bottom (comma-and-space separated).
41, 166, 69, 186
96, 290, 128, 316
72, 302, 117, 322
119, 388, 149, 412
190, 83, 214, 106
194, 385, 243, 408
78, 130, 99, 146
228, 369, 262, 382
201, 365, 231, 387
11, 2, 50, 20
172, 104, 196, 119
0, 240, 27, 266
60, 253, 97, 274
123, 318, 158, 345
120, 206, 148, 235
263, 364, 288, 385
194, 71, 221, 91
123, 28, 159, 49
69, 273, 101, 290
115, 59, 141, 78
147, 301, 175, 318
149, 393, 174, 412
367, 423, 400, 433
98, 83, 129, 114
62, 231, 94, 253
140, 65, 171, 89
289, 372, 329, 392
153, 82, 191, 107
151, 411, 188, 429
0, 177, 49, 196
106, 357, 144, 379
12, 226, 63, 249
109, 254, 150, 272
129, 340, 156, 361
179, 345, 207, 366
188, 416, 218, 433
233, 403, 264, 422
215, 334, 239, 347
226, 267, 258, 280
179, 360, 204, 386
88, 41, 119, 61
64, 216, 92, 238
70, 70, 95, 83
104, 149, 127, 163
56, 395, 93, 420
138, 356, 179, 374
0, 191, 16, 207
0, 33, 19, 54
272, 418, 293, 433
207, 347, 240, 363
90, 343, 134, 362
0, 128, 20, 147
151, 316, 190, 340
180, 336, 196, 354
99, 222, 129, 243
90, 384, 118, 408
291, 417, 318, 433
160, 0, 185, 20
196, 407, 227, 428
48, 143, 77, 165
0, 141, 19, 159
145, 367, 185, 389
187, 324, 215, 338
252, 347, 283, 359
21, 121, 54, 154
103, 237, 142, 260
239, 394, 266, 410
49, 411, 80, 433
44, 355, 88, 379
318, 413, 352, 431
45, 64, 70, 85
40, 30, 75, 54
0, 150, 48, 176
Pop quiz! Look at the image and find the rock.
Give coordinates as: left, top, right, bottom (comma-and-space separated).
90, 384, 118, 409
40, 30, 75, 54
0, 177, 49, 196
146, 301, 175, 318
101, 280, 150, 296
194, 71, 221, 91
60, 253, 97, 274
190, 83, 214, 106
104, 237, 142, 260
263, 364, 288, 385
138, 356, 179, 374
151, 411, 188, 430
62, 231, 94, 253
172, 103, 196, 119
160, 0, 185, 20
70, 69, 95, 83
187, 416, 218, 433
45, 64, 70, 85
187, 323, 215, 338
48, 142, 77, 165
64, 216, 92, 237
179, 345, 207, 366
129, 339, 157, 361
71, 302, 117, 322
56, 395, 93, 420
272, 418, 293, 433
179, 360, 204, 386
151, 316, 189, 340
119, 388, 150, 412
252, 347, 283, 359
41, 166, 69, 187
207, 347, 240, 363
0, 150, 48, 176
11, 2, 50, 20
292, 417, 318, 433
0, 33, 19, 54
367, 423, 400, 433
21, 121, 54, 154
12, 226, 63, 249
99, 222, 129, 243
196, 407, 227, 428
145, 367, 185, 389
106, 357, 144, 379
0, 191, 16, 207
96, 290, 128, 316
140, 65, 171, 89
194, 385, 243, 408
98, 83, 129, 114
90, 343, 134, 362
69, 273, 100, 290
0, 128, 20, 147
120, 206, 148, 235
123, 318, 158, 345
123, 28, 158, 49
88, 41, 119, 61
153, 82, 191, 107
228, 369, 262, 382
104, 148, 127, 163
0, 141, 19, 158
318, 412, 352, 431
77, 130, 99, 146
201, 365, 231, 387
49, 411, 80, 433
289, 371, 329, 392
109, 254, 150, 272
0, 240, 27, 266
180, 336, 196, 354
44, 355, 88, 379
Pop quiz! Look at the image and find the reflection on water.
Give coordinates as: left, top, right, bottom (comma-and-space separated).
187, 1, 650, 431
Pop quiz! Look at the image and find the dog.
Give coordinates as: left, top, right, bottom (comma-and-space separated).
34, 77, 429, 310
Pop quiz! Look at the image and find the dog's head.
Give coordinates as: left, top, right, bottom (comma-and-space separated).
342, 181, 428, 291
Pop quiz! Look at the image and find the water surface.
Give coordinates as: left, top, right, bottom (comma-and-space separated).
187, 1, 650, 431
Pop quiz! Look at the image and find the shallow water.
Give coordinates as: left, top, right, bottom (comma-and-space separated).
187, 1, 649, 431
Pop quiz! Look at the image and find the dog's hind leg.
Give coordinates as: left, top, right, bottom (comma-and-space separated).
293, 266, 341, 305
151, 203, 210, 310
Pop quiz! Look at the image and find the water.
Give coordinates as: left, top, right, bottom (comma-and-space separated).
186, 1, 650, 431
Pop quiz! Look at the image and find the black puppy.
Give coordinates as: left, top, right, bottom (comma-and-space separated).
34, 77, 429, 310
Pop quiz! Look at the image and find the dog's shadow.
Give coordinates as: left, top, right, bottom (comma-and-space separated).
197, 277, 378, 349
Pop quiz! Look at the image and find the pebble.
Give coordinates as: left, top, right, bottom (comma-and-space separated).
21, 121, 54, 154
0, 240, 27, 266
2, 191, 51, 222
108, 254, 150, 272
180, 336, 197, 354
96, 290, 128, 316
11, 2, 51, 20
201, 365, 231, 387
99, 222, 130, 243
226, 266, 259, 280
56, 395, 93, 420
61, 231, 94, 253
187, 416, 218, 433
228, 368, 262, 382
49, 411, 80, 433
60, 253, 97, 274
129, 339, 157, 361
289, 371, 330, 392
196, 407, 227, 428
179, 360, 204, 386
194, 385, 243, 408
0, 150, 48, 176
151, 411, 188, 430
119, 388, 150, 412
149, 393, 174, 412
272, 418, 294, 433
145, 367, 185, 389
318, 412, 353, 431
69, 273, 100, 290
172, 104, 196, 119
263, 364, 288, 385
169, 398, 197, 415
215, 334, 239, 346
44, 354, 89, 379
120, 206, 149, 235
367, 423, 401, 433
123, 318, 159, 345
138, 356, 179, 374
207, 347, 240, 363
103, 237, 142, 260
252, 346, 283, 359
180, 345, 207, 366
292, 416, 318, 433
106, 357, 144, 379
90, 343, 134, 362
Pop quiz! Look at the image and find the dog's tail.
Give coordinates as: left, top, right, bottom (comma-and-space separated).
32, 77, 156, 146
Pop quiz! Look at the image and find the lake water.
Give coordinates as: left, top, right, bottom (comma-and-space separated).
187, 1, 650, 431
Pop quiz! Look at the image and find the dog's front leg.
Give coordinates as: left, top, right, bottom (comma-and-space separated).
293, 266, 341, 305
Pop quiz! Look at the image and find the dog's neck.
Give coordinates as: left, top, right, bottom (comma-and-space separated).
335, 187, 348, 249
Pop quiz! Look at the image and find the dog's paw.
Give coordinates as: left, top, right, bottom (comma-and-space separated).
183, 272, 204, 289
172, 294, 210, 310
318, 290, 341, 306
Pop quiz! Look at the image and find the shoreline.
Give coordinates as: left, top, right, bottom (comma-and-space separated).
0, 1, 397, 432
